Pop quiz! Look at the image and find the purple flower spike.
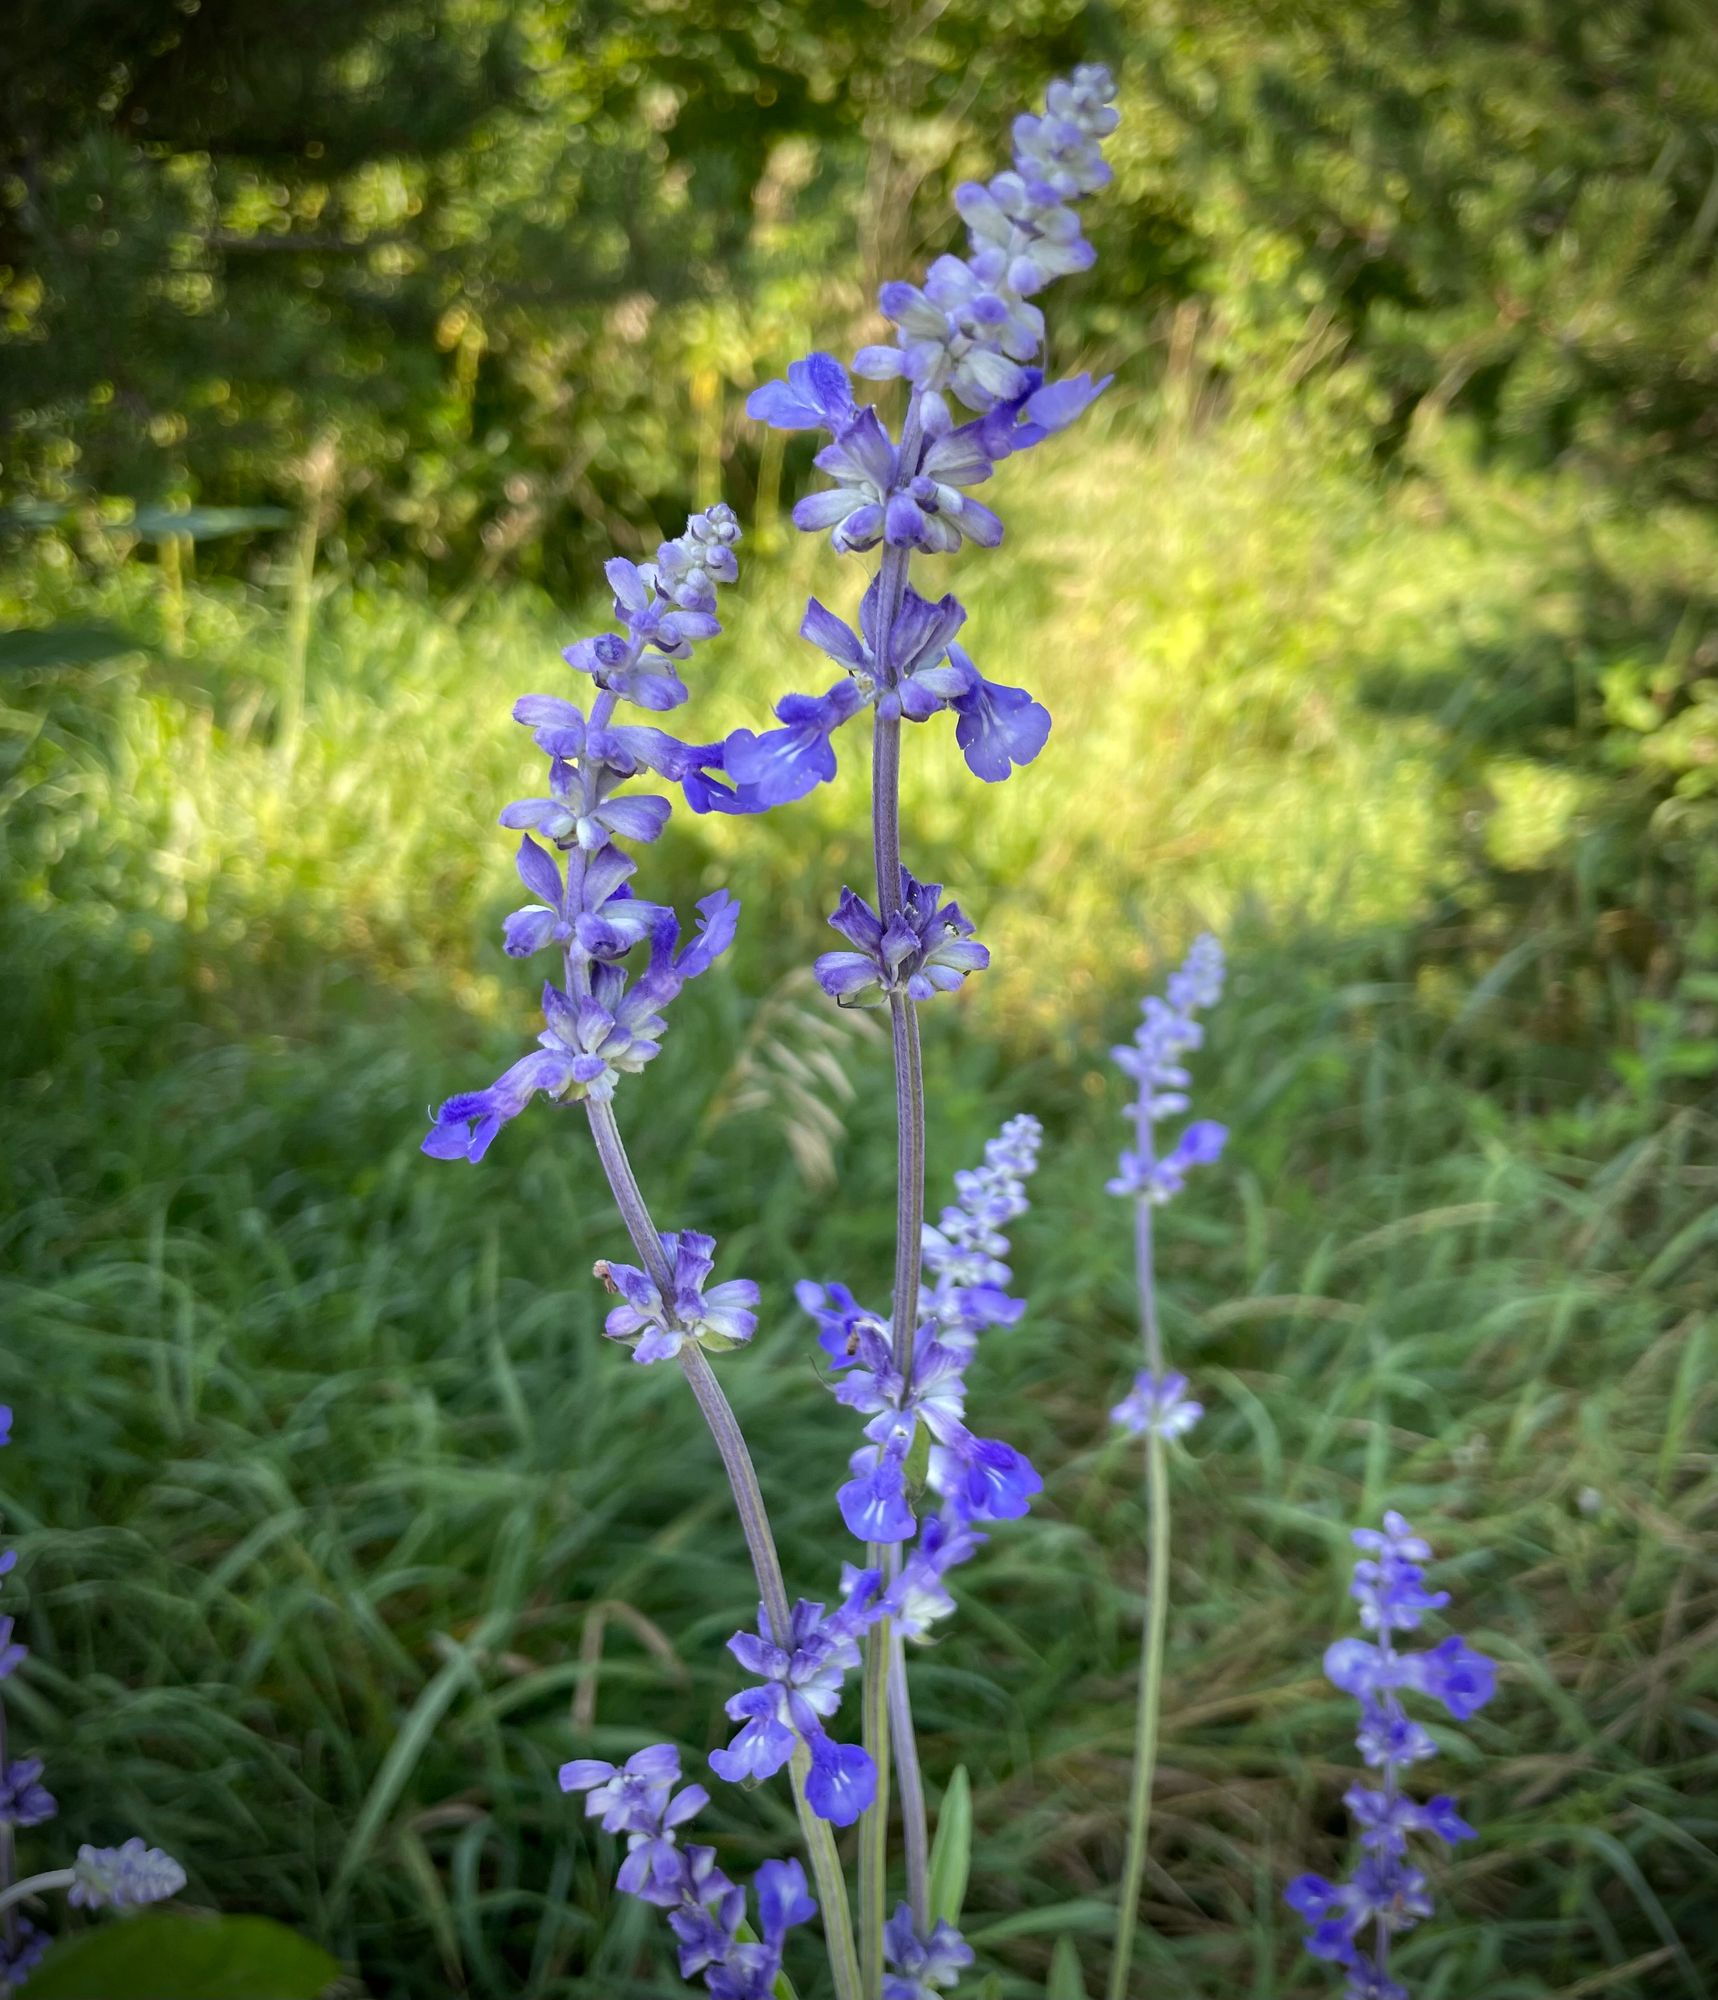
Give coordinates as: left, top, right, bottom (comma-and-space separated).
420, 70, 1134, 1992
844, 63, 1116, 417
703, 1857, 819, 2000
559, 1742, 682, 1831
814, 869, 989, 1010
596, 1230, 759, 1365
0, 1757, 58, 1830
884, 1903, 975, 1998
1288, 1517, 1495, 1997
68, 1839, 186, 1911
710, 1574, 884, 1824
0, 1920, 49, 1986
1109, 937, 1228, 1200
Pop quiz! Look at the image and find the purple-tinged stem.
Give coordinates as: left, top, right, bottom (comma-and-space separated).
1372, 1622, 1402, 1982
859, 398, 935, 1971
858, 1543, 893, 2000
869, 402, 929, 1371
1132, 1117, 1164, 1374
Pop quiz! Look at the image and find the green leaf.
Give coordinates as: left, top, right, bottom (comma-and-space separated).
0, 501, 75, 531
28, 1915, 342, 2000
1048, 1934, 1089, 1999
903, 1420, 933, 1506
967, 1899, 1117, 1946
129, 505, 291, 542
0, 623, 147, 671
927, 1764, 972, 1928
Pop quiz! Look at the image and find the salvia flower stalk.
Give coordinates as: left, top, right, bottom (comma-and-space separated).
560, 1745, 821, 1997
421, 505, 870, 1999
1105, 935, 1228, 2000
1287, 1515, 1496, 2000
420, 62, 1119, 2000
731, 65, 1117, 1983
0, 1408, 186, 1986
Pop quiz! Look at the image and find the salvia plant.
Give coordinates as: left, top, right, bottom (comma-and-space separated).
0, 1407, 186, 1987
1286, 1518, 1496, 2000
420, 61, 1496, 2000
1104, 935, 1228, 2000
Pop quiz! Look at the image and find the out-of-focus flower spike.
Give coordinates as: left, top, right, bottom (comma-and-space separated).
1287, 1517, 1494, 1995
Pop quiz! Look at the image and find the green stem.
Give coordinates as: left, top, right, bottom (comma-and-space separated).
887, 1614, 929, 1926
0, 1872, 73, 1923
786, 1746, 860, 2000
1108, 1431, 1171, 2000
859, 1547, 893, 2000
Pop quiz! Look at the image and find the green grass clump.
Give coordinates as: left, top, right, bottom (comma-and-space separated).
1, 400, 1714, 1997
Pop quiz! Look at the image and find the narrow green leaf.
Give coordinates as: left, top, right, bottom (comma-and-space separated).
1048, 1935, 1089, 2000
927, 1765, 972, 1928
28, 1914, 340, 2000
0, 623, 146, 671
331, 1630, 490, 1905
129, 504, 291, 541
967, 1899, 1117, 1946
0, 501, 75, 530
903, 1419, 933, 1505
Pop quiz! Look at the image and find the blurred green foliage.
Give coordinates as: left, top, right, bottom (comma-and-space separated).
2, 4, 1717, 1997
2, 0, 1110, 581
1131, 0, 1718, 505
7, 1, 1716, 571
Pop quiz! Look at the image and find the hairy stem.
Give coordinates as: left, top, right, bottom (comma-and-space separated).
885, 993, 927, 1364
859, 1549, 893, 2000
887, 1616, 930, 1926
860, 396, 935, 1957
1109, 1431, 1171, 2000
583, 1099, 862, 2000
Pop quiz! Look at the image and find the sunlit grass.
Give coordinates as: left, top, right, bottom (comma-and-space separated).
5, 396, 1465, 1029
1, 400, 1713, 1997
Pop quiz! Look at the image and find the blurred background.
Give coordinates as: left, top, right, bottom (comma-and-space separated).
2, 2, 1716, 1995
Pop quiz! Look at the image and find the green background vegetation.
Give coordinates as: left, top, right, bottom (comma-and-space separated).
2, 2, 1715, 1995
